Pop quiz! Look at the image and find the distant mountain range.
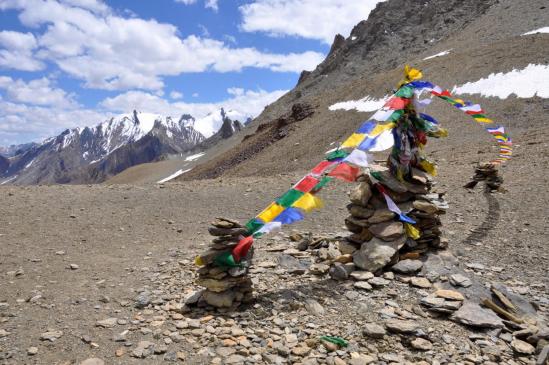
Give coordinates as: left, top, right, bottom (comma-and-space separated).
0, 107, 248, 185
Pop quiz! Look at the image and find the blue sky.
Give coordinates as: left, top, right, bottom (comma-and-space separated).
0, 0, 382, 145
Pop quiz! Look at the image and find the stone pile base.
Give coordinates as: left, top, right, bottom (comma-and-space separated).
188, 218, 254, 309
311, 165, 449, 280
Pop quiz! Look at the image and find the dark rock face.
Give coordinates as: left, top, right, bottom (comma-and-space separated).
303, 0, 496, 92
0, 155, 9, 174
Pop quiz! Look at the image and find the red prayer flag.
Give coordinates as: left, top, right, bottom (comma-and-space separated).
311, 160, 336, 175
327, 163, 359, 182
384, 97, 410, 110
232, 236, 254, 262
294, 175, 320, 193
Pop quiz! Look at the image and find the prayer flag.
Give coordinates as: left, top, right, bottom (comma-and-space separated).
357, 120, 377, 134
486, 126, 505, 135
294, 175, 320, 193
245, 218, 264, 234
408, 81, 434, 89
405, 223, 421, 240
387, 110, 405, 122
395, 85, 415, 98
254, 222, 282, 237
359, 129, 395, 152
214, 251, 240, 268
292, 193, 324, 212
371, 109, 394, 122
257, 202, 284, 223
341, 133, 366, 148
311, 176, 332, 193
404, 65, 423, 81
328, 162, 360, 182
276, 189, 305, 207
273, 207, 304, 224
311, 160, 336, 176
419, 113, 439, 125
460, 104, 483, 114
232, 236, 254, 262
343, 149, 372, 167
385, 97, 410, 110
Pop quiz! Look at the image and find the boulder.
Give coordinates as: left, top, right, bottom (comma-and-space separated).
353, 236, 405, 272
202, 290, 236, 308
369, 221, 404, 241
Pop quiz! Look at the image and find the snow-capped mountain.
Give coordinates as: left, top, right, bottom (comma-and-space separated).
0, 108, 243, 185
184, 108, 249, 138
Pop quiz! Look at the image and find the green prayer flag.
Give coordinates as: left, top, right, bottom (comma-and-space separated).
325, 149, 350, 161
370, 171, 383, 181
395, 85, 414, 98
276, 189, 305, 208
245, 219, 264, 234
213, 251, 240, 268
388, 110, 404, 122
311, 176, 332, 193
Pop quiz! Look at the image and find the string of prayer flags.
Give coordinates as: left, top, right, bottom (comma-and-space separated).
211, 67, 513, 270
405, 80, 513, 165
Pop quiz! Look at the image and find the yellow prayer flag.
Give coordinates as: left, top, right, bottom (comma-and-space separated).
341, 133, 366, 148
195, 256, 205, 266
257, 202, 284, 223
292, 193, 323, 213
405, 65, 423, 81
419, 159, 437, 176
474, 117, 493, 123
370, 122, 395, 137
405, 223, 421, 240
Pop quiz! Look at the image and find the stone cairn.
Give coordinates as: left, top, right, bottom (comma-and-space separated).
187, 218, 254, 309
324, 164, 448, 280
464, 162, 504, 191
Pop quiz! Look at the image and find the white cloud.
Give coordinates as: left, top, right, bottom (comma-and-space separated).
1, 0, 324, 90
100, 87, 287, 122
174, 0, 197, 4
240, 0, 384, 44
170, 91, 183, 99
0, 98, 110, 143
0, 76, 76, 108
0, 30, 44, 71
205, 0, 218, 11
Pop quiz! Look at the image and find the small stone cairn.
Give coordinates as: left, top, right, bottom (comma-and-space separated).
188, 218, 254, 309
464, 162, 504, 191
325, 164, 448, 279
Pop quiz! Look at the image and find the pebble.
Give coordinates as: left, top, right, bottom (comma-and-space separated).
511, 339, 535, 355
410, 277, 431, 288
391, 259, 423, 274
411, 337, 433, 351
80, 359, 105, 365
27, 347, 38, 356
362, 323, 386, 338
385, 319, 419, 334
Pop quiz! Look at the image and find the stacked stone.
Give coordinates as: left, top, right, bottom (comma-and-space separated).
191, 218, 254, 309
464, 162, 504, 191
340, 165, 448, 274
